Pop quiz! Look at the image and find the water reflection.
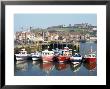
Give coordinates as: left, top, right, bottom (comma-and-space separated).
15, 60, 28, 71
83, 62, 96, 71
83, 62, 97, 76
70, 62, 82, 72
32, 61, 40, 70
15, 60, 97, 76
39, 62, 55, 76
55, 62, 69, 71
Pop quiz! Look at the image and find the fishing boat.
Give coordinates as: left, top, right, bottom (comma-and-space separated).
84, 47, 96, 63
52, 48, 61, 62
70, 51, 82, 64
52, 48, 60, 57
42, 50, 54, 62
31, 51, 41, 61
57, 47, 72, 63
15, 49, 29, 61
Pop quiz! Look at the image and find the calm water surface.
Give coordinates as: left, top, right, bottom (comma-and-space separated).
14, 43, 97, 76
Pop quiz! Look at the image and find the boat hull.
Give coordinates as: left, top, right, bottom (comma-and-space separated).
15, 53, 30, 61
70, 57, 82, 64
31, 55, 41, 61
42, 56, 54, 62
84, 58, 96, 63
31, 52, 41, 61
15, 56, 28, 61
57, 55, 70, 63
32, 57, 40, 61
70, 57, 82, 61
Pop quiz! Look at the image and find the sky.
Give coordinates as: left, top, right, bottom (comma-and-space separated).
14, 14, 97, 32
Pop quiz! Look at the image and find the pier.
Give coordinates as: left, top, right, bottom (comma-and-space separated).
14, 41, 80, 53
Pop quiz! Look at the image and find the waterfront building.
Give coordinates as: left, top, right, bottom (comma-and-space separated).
15, 31, 36, 44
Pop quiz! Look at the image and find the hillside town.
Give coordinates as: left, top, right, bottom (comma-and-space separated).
14, 23, 97, 47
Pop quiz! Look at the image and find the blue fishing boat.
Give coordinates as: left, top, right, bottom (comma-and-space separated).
70, 50, 82, 64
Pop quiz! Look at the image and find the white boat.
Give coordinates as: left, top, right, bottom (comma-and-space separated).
70, 52, 82, 64
15, 49, 29, 61
52, 48, 60, 57
42, 50, 54, 62
31, 51, 41, 61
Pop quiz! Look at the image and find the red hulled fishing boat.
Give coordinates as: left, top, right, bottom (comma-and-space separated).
84, 46, 96, 63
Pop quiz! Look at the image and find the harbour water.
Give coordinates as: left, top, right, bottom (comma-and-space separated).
14, 43, 97, 76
